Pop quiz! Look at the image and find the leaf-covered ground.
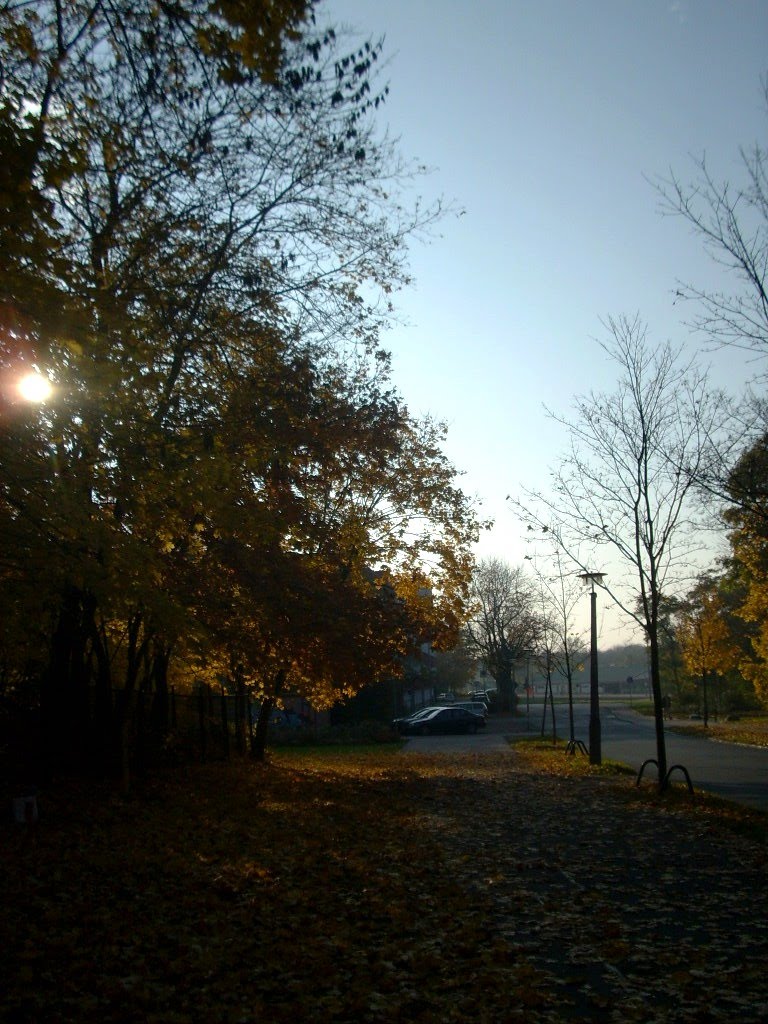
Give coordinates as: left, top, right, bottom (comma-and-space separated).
668, 714, 768, 748
2, 743, 767, 1023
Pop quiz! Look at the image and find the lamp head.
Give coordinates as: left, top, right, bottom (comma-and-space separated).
578, 571, 606, 592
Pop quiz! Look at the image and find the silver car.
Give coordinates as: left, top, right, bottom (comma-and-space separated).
453, 701, 488, 720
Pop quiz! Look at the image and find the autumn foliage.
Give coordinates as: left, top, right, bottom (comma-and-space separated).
0, 2, 480, 778
724, 434, 768, 704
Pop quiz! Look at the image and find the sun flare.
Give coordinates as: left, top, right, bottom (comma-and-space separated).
18, 371, 53, 403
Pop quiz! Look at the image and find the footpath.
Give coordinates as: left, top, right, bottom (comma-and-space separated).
405, 747, 768, 1022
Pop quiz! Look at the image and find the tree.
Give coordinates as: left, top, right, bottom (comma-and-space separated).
526, 548, 588, 750
518, 315, 726, 788
432, 643, 477, 696
0, 2, 478, 776
651, 74, 768, 513
652, 75, 768, 362
1, 1, 339, 760
187, 356, 479, 759
652, 594, 688, 709
677, 588, 739, 727
723, 433, 768, 705
463, 559, 540, 711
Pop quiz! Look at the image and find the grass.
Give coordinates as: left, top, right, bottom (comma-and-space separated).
628, 702, 768, 747
630, 700, 655, 716
511, 734, 636, 777
671, 715, 768, 747
512, 732, 768, 845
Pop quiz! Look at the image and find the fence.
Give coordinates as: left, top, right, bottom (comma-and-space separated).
167, 684, 255, 761
0, 683, 262, 791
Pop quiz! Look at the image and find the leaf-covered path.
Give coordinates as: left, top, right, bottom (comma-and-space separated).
2, 747, 767, 1022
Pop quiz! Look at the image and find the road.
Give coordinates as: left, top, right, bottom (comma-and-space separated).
541, 701, 768, 812
403, 702, 768, 812
605, 704, 768, 810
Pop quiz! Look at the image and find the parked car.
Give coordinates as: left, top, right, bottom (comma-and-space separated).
399, 706, 484, 736
392, 706, 447, 732
453, 701, 488, 722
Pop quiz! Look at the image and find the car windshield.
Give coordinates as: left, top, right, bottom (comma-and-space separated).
406, 706, 442, 720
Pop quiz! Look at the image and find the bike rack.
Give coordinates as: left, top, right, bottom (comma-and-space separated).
636, 758, 659, 785
662, 764, 695, 796
635, 758, 694, 797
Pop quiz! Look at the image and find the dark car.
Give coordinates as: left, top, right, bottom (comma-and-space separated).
392, 706, 447, 733
399, 706, 484, 736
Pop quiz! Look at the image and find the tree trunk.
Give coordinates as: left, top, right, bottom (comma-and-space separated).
41, 586, 92, 776
149, 643, 171, 738
540, 663, 557, 743
90, 618, 114, 776
548, 666, 557, 743
114, 610, 149, 793
234, 666, 248, 754
251, 668, 287, 761
497, 663, 514, 712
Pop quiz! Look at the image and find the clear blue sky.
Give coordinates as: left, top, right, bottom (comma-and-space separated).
320, 0, 768, 646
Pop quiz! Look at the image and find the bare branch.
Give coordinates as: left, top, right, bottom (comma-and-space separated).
516, 316, 729, 782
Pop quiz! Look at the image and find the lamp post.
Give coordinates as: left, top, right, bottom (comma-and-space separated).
579, 571, 605, 766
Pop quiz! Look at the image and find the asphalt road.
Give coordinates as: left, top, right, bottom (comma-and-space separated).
592, 703, 768, 811
402, 702, 768, 812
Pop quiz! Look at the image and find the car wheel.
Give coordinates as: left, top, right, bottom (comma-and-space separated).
469, 723, 477, 734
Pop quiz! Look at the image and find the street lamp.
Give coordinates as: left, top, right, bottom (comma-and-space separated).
579, 571, 605, 765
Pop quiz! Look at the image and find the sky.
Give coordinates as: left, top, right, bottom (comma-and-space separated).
319, 0, 768, 647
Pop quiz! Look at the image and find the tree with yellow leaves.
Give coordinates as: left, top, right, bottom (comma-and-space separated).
677, 588, 739, 727
723, 433, 768, 706
0, 2, 477, 779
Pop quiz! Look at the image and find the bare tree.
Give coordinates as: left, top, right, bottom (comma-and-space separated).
650, 74, 768, 515
651, 76, 768, 362
463, 558, 540, 711
525, 547, 589, 751
517, 315, 725, 788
